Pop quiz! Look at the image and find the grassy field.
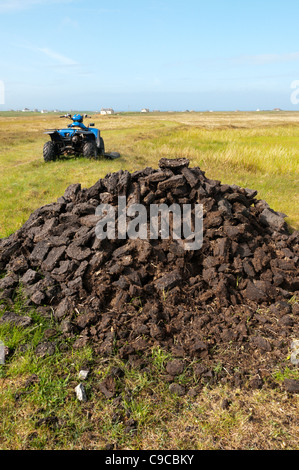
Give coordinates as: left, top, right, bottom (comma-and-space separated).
0, 110, 298, 237
0, 111, 298, 450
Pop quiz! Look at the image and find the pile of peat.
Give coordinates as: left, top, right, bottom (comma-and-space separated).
0, 158, 298, 391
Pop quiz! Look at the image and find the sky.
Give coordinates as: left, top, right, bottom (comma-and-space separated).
1, 0, 299, 111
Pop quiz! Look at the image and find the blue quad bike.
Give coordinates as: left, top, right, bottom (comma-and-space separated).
43, 113, 120, 162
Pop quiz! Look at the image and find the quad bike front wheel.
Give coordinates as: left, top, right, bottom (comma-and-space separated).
43, 141, 57, 162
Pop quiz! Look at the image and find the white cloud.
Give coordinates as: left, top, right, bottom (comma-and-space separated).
12, 41, 80, 69
231, 52, 299, 66
38, 47, 78, 66
60, 16, 79, 28
0, 0, 74, 13
165, 51, 299, 71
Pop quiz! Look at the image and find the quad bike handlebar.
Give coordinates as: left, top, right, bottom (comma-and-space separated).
59, 114, 91, 120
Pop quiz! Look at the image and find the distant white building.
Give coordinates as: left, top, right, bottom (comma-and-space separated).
22, 108, 30, 112
41, 110, 48, 114
141, 108, 149, 113
100, 108, 114, 115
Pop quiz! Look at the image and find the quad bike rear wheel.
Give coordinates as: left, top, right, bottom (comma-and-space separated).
98, 137, 105, 156
83, 141, 97, 158
94, 137, 105, 159
43, 141, 57, 162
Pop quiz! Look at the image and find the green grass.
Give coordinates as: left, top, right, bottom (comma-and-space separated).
1, 293, 298, 450
0, 111, 298, 237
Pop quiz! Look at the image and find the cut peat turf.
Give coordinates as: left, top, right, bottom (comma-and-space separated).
0, 158, 298, 392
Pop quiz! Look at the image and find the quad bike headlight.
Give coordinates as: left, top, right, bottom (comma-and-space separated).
72, 135, 80, 144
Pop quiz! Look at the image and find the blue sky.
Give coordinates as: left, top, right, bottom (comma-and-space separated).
1, 0, 299, 111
